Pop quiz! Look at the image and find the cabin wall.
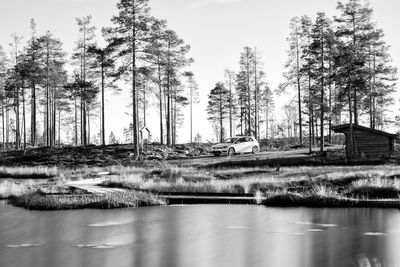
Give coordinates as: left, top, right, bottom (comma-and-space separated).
342, 129, 393, 158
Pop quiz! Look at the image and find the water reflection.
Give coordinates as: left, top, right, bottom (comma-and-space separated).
1, 202, 400, 267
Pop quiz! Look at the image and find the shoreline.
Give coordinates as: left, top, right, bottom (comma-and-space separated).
2, 161, 400, 210
4, 190, 400, 210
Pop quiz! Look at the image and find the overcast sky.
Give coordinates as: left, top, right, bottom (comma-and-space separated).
0, 0, 399, 143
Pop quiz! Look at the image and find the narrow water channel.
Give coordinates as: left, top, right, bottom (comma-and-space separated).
1, 201, 400, 267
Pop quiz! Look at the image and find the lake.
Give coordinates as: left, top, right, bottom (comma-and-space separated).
1, 201, 400, 267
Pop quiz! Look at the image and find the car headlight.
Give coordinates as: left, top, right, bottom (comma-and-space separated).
221, 146, 228, 149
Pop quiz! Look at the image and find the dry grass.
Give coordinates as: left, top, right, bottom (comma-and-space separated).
0, 180, 37, 199
9, 190, 166, 210
6, 163, 400, 209
97, 165, 400, 197
346, 177, 400, 199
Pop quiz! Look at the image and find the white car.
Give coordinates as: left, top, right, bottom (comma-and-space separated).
211, 136, 259, 156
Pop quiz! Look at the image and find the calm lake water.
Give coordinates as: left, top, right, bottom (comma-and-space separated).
1, 201, 400, 267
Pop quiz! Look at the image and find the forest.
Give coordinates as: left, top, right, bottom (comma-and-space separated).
207, 0, 397, 154
0, 0, 196, 160
0, 0, 398, 159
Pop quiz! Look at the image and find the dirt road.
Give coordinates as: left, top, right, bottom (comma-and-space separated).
168, 146, 343, 167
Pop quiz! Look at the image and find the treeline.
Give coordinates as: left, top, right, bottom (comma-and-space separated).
207, 0, 397, 149
207, 47, 275, 143
0, 0, 196, 158
280, 0, 397, 153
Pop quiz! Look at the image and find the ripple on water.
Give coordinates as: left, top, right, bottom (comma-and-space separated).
6, 243, 41, 248
292, 222, 337, 228
307, 229, 324, 232
317, 224, 337, 227
291, 232, 306, 235
88, 219, 135, 227
293, 221, 314, 225
226, 226, 249, 229
363, 232, 386, 236
75, 244, 116, 249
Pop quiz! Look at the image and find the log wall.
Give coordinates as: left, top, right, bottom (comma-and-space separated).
343, 129, 393, 158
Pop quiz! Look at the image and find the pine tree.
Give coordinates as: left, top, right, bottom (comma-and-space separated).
184, 71, 199, 143
141, 19, 167, 145
108, 131, 117, 144
309, 13, 333, 152
103, 0, 153, 158
73, 15, 97, 146
0, 46, 8, 151
38, 31, 67, 147
281, 17, 306, 145
207, 83, 230, 142
261, 84, 274, 139
87, 42, 118, 146
239, 47, 254, 136
224, 69, 237, 138
335, 0, 374, 125
24, 20, 43, 147
163, 30, 192, 146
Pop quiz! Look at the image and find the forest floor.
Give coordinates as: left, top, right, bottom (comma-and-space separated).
0, 143, 213, 167
0, 142, 387, 169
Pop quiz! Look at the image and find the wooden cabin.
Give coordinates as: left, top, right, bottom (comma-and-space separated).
332, 124, 397, 159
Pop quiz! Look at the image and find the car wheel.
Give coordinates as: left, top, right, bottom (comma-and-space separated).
228, 148, 235, 156
252, 146, 259, 154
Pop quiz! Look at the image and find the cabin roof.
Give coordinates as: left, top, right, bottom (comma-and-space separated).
332, 124, 397, 138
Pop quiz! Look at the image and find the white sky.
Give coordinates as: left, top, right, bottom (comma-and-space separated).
0, 0, 399, 143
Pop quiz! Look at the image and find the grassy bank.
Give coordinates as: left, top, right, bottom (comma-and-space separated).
8, 191, 166, 210
3, 163, 400, 209
100, 164, 400, 207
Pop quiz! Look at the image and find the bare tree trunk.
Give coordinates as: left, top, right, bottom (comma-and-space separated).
53, 90, 56, 146
190, 82, 193, 143
246, 54, 251, 136
166, 41, 171, 146
6, 100, 9, 149
87, 107, 90, 144
101, 61, 105, 146
58, 106, 61, 145
320, 30, 325, 153
74, 98, 78, 146
157, 59, 163, 145
219, 87, 223, 143
173, 91, 177, 146
254, 48, 258, 139
15, 86, 20, 150
132, 11, 139, 158
22, 85, 26, 150
295, 30, 303, 146
80, 95, 83, 145
265, 104, 269, 139
228, 73, 233, 138
348, 86, 354, 159
1, 86, 4, 152
46, 44, 50, 147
